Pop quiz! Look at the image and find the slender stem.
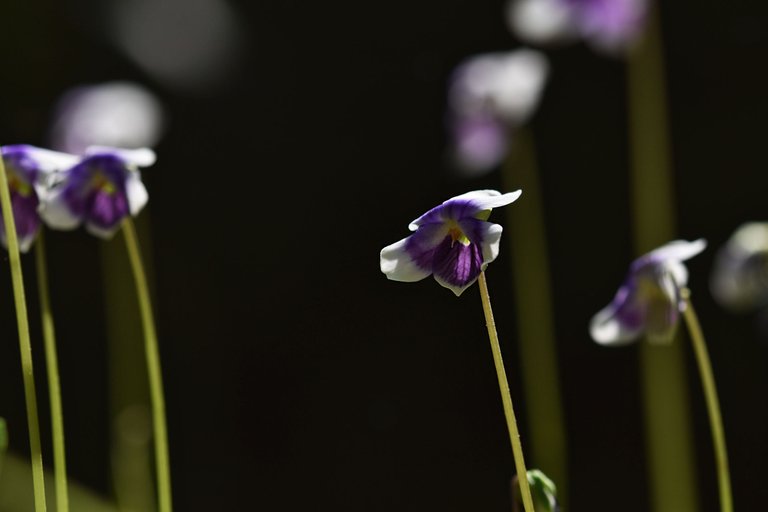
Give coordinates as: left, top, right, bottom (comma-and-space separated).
477, 271, 535, 512
35, 230, 70, 512
0, 154, 46, 511
681, 290, 734, 512
122, 217, 172, 512
628, 1, 698, 509
502, 129, 568, 504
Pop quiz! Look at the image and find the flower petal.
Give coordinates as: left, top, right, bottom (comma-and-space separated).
590, 284, 645, 346
85, 146, 156, 168
380, 237, 433, 283
38, 188, 81, 231
408, 189, 521, 231
85, 220, 121, 239
126, 171, 149, 215
2, 145, 79, 174
640, 239, 707, 267
432, 236, 484, 296
458, 218, 504, 269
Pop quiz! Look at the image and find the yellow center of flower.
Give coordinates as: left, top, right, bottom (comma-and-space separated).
8, 170, 32, 197
447, 221, 471, 247
90, 172, 117, 195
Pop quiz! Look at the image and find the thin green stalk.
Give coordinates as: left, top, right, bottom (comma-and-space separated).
122, 217, 172, 512
681, 289, 733, 512
0, 155, 46, 511
478, 271, 535, 512
35, 230, 69, 512
627, 1, 698, 509
502, 129, 568, 504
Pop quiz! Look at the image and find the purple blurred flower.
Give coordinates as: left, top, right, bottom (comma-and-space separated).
448, 49, 549, 175
0, 145, 78, 252
380, 189, 521, 296
711, 223, 768, 313
590, 239, 706, 345
507, 0, 648, 53
40, 146, 154, 239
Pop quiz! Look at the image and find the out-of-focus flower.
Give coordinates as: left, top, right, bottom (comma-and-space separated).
49, 81, 165, 156
380, 190, 521, 296
711, 223, 768, 313
506, 0, 648, 53
448, 49, 549, 175
40, 147, 154, 239
0, 145, 78, 252
590, 239, 706, 345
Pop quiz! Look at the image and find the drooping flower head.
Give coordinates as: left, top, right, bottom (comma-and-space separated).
448, 49, 549, 174
0, 145, 78, 252
380, 190, 521, 296
507, 0, 648, 53
40, 146, 154, 239
711, 222, 768, 313
590, 239, 706, 345
513, 469, 560, 512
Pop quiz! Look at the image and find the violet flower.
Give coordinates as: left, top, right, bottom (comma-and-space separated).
40, 146, 154, 239
448, 49, 549, 174
590, 239, 706, 345
0, 145, 78, 252
380, 189, 521, 296
711, 222, 768, 313
506, 0, 648, 53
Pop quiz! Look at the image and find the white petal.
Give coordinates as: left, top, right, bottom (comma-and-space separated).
647, 239, 707, 263
85, 146, 156, 167
667, 260, 689, 289
14, 146, 79, 174
38, 189, 81, 231
475, 221, 503, 270
126, 171, 149, 215
506, 0, 577, 45
380, 237, 432, 283
86, 221, 121, 239
589, 304, 643, 346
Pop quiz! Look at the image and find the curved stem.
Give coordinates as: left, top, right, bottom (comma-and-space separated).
478, 271, 535, 512
35, 230, 69, 512
0, 155, 46, 511
122, 217, 172, 512
681, 290, 733, 512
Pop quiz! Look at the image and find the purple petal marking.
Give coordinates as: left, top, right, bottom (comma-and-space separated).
0, 152, 44, 251
404, 223, 448, 271
0, 192, 41, 251
432, 236, 484, 288
61, 154, 131, 231
609, 281, 646, 332
564, 0, 647, 47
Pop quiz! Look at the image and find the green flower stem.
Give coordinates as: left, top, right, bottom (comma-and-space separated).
0, 154, 46, 511
628, 1, 698, 509
681, 290, 733, 512
502, 129, 568, 504
35, 231, 69, 512
478, 271, 535, 512
122, 217, 172, 512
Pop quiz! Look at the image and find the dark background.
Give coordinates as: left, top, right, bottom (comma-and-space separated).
0, 0, 767, 510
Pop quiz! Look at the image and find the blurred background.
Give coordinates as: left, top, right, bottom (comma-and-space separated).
0, 0, 767, 510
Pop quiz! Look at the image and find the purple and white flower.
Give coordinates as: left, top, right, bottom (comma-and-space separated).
711, 223, 768, 313
380, 189, 522, 296
448, 49, 549, 175
590, 239, 706, 345
506, 0, 648, 53
40, 146, 154, 239
0, 145, 78, 252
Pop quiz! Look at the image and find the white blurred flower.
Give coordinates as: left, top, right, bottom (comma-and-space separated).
711, 222, 768, 313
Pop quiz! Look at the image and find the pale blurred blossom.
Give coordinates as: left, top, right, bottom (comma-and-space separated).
50, 82, 164, 155
711, 222, 768, 313
506, 0, 648, 53
448, 49, 549, 175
